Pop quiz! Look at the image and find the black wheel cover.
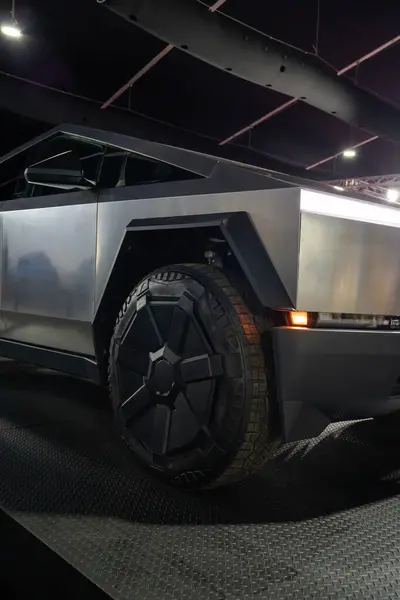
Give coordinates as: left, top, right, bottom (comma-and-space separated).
109, 265, 271, 488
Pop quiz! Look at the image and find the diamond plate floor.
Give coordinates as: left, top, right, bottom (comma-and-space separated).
0, 361, 400, 599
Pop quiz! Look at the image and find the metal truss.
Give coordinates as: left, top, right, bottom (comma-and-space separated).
327, 174, 400, 201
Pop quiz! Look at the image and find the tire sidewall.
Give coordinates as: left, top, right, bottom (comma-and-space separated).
109, 264, 260, 487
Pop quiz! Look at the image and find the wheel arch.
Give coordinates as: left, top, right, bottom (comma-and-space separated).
93, 211, 292, 378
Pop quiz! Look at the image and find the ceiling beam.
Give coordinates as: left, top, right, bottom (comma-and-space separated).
0, 71, 219, 150
337, 34, 400, 76
101, 0, 227, 110
102, 0, 400, 145
101, 44, 174, 109
220, 34, 400, 145
220, 98, 298, 146
209, 0, 228, 11
306, 136, 379, 170
302, 35, 400, 169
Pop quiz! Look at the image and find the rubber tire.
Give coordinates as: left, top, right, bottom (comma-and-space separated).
108, 264, 277, 489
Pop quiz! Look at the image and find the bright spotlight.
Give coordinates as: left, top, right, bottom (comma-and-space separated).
1, 23, 22, 38
387, 189, 399, 203
333, 185, 344, 192
342, 148, 357, 159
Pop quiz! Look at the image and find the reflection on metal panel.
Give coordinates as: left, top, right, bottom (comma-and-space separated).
0, 313, 94, 356
0, 216, 4, 331
297, 211, 400, 314
1, 202, 97, 355
95, 187, 302, 311
301, 189, 400, 228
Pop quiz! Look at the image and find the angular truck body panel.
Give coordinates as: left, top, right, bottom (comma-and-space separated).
0, 123, 399, 460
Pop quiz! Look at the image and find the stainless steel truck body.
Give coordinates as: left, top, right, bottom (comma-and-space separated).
0, 124, 399, 488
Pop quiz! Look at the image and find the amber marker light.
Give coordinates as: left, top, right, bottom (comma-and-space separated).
289, 311, 308, 327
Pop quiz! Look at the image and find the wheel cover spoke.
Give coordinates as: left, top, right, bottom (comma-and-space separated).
146, 305, 163, 346
117, 345, 150, 376
124, 302, 162, 353
167, 294, 193, 354
168, 392, 201, 452
180, 354, 223, 383
119, 384, 153, 424
149, 404, 171, 455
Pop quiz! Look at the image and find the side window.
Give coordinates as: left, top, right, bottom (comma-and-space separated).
28, 136, 104, 197
124, 153, 200, 186
0, 134, 104, 201
98, 149, 126, 189
0, 137, 203, 201
97, 148, 201, 190
0, 152, 28, 201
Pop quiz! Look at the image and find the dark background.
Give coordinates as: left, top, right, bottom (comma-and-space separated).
0, 0, 399, 184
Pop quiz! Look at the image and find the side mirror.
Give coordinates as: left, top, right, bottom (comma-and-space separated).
24, 149, 95, 191
24, 165, 94, 191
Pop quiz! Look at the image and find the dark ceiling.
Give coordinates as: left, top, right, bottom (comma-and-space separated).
0, 0, 399, 181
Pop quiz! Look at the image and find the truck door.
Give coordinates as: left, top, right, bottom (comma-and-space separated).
0, 133, 103, 357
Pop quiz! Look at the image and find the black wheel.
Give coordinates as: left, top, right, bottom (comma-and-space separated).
108, 263, 277, 489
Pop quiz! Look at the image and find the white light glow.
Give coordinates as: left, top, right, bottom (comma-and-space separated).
342, 148, 356, 158
1, 24, 22, 38
332, 185, 344, 191
301, 189, 400, 229
386, 188, 399, 203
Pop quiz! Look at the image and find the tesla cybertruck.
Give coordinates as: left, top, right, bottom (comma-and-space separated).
0, 124, 399, 488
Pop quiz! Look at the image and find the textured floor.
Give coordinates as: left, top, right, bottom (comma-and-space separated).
0, 361, 400, 599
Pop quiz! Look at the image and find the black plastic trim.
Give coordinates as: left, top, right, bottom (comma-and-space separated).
0, 339, 100, 383
126, 211, 293, 308
273, 326, 400, 442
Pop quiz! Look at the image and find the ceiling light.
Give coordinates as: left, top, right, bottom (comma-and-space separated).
1, 23, 22, 37
386, 188, 399, 203
333, 185, 344, 191
2, 1, 22, 38
342, 148, 357, 158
